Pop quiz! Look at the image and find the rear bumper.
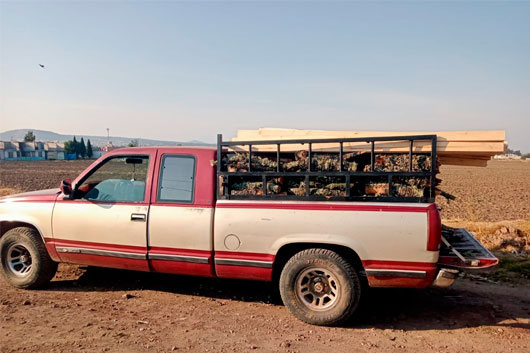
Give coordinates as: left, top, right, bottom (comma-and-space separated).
431, 268, 460, 288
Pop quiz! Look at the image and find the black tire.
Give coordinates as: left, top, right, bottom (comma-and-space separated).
0, 227, 58, 289
279, 248, 361, 326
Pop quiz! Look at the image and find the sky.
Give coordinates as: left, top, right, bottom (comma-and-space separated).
0, 1, 529, 151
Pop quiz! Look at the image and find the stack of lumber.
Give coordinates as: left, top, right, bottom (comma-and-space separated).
231, 128, 507, 167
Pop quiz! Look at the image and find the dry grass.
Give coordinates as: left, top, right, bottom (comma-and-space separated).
0, 187, 21, 197
445, 219, 530, 240
445, 219, 530, 280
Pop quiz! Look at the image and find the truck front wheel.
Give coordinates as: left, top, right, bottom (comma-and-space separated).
279, 248, 361, 326
0, 227, 58, 289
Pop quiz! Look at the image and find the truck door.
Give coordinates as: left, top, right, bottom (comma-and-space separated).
147, 149, 215, 277
51, 152, 155, 271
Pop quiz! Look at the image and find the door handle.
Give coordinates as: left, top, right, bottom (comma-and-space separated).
131, 213, 146, 222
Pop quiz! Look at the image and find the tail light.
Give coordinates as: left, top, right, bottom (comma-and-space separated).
427, 204, 441, 251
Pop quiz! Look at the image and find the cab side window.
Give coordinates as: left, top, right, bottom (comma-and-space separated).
158, 155, 195, 203
79, 156, 149, 202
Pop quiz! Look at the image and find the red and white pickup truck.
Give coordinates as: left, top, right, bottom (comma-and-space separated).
0, 137, 498, 326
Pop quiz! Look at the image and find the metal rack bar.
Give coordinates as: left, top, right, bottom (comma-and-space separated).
217, 134, 223, 172
308, 143, 312, 172
276, 144, 280, 172
409, 140, 413, 172
217, 133, 438, 203
345, 174, 351, 197
339, 142, 343, 172
248, 144, 252, 172
220, 134, 437, 146
431, 137, 437, 199
370, 141, 375, 172
218, 171, 432, 177
226, 194, 432, 203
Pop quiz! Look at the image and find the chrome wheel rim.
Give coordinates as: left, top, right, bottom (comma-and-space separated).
7, 244, 33, 277
295, 267, 340, 311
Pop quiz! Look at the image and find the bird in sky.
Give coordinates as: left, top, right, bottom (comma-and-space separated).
39, 64, 45, 68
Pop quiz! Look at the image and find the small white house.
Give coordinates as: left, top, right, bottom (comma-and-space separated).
0, 141, 20, 160
44, 142, 65, 160
493, 154, 522, 160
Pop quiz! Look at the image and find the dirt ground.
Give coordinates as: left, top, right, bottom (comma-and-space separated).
0, 159, 93, 196
0, 265, 529, 353
437, 160, 530, 222
0, 159, 529, 352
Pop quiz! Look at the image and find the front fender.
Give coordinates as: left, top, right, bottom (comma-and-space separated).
0, 200, 56, 257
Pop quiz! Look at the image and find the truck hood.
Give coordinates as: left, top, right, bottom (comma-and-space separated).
0, 188, 61, 203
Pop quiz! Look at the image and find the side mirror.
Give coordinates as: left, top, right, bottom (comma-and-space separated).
60, 179, 72, 196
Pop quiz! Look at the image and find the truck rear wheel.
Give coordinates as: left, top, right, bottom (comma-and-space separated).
0, 227, 58, 289
279, 248, 361, 326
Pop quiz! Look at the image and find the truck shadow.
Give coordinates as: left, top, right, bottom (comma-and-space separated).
353, 286, 530, 331
46, 266, 529, 331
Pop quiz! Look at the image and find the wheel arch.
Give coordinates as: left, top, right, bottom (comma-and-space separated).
0, 221, 46, 243
272, 242, 365, 283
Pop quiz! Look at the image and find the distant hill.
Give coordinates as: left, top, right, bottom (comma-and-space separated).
0, 129, 212, 147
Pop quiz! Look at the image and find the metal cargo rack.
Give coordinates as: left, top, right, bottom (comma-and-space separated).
216, 133, 437, 203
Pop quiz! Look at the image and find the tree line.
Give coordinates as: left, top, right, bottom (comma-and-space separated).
64, 137, 94, 159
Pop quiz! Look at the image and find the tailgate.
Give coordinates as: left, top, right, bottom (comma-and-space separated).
438, 225, 498, 269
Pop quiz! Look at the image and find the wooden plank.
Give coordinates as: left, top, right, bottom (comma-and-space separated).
257, 128, 506, 141
228, 140, 506, 154
439, 157, 489, 167
235, 128, 506, 142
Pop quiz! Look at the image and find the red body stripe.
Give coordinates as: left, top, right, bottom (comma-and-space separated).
149, 246, 211, 257
215, 265, 273, 281
45, 242, 441, 287
48, 238, 146, 253
362, 259, 437, 271
215, 251, 275, 262
216, 202, 432, 213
